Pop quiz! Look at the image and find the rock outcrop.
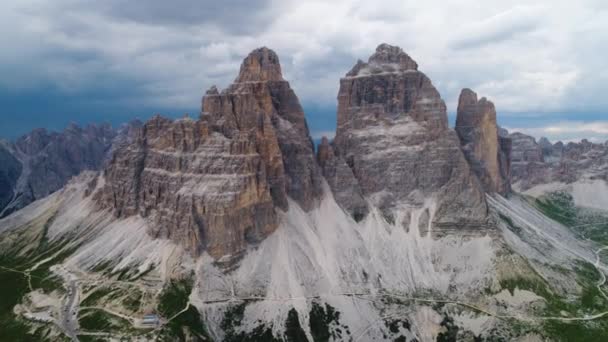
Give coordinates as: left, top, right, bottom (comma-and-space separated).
202, 47, 322, 211
0, 124, 116, 217
510, 132, 608, 190
0, 142, 22, 213
316, 137, 368, 220
455, 88, 511, 195
96, 47, 322, 259
321, 44, 488, 230
509, 132, 547, 189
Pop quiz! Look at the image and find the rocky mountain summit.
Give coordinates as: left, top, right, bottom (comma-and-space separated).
509, 131, 608, 190
455, 88, 511, 195
96, 47, 322, 259
320, 44, 488, 231
0, 124, 116, 217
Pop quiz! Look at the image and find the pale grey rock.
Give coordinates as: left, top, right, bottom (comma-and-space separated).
317, 136, 368, 220
509, 132, 608, 189
327, 44, 488, 229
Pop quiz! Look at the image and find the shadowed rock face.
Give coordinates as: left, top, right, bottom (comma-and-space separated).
455, 89, 511, 195
0, 143, 22, 212
0, 124, 116, 218
321, 44, 488, 229
317, 137, 368, 220
97, 47, 322, 259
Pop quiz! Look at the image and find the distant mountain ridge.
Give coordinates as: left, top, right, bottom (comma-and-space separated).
508, 131, 608, 190
0, 123, 117, 217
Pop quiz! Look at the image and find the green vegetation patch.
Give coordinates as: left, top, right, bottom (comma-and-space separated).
78, 308, 131, 333
121, 289, 143, 313
157, 304, 212, 341
81, 286, 115, 307
78, 335, 109, 342
284, 308, 308, 342
0, 256, 37, 341
499, 276, 552, 299
533, 191, 608, 245
543, 316, 608, 342
309, 302, 349, 341
499, 213, 523, 235
0, 225, 79, 340
221, 301, 247, 339
436, 315, 459, 342
534, 192, 577, 227
157, 277, 193, 318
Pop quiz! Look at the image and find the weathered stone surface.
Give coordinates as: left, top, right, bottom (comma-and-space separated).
97, 47, 322, 259
455, 88, 511, 195
509, 132, 608, 190
327, 44, 488, 228
317, 137, 368, 220
96, 116, 278, 258
203, 47, 322, 211
0, 143, 22, 212
0, 124, 115, 217
509, 132, 550, 189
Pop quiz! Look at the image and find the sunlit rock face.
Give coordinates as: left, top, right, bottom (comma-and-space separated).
202, 47, 323, 212
455, 88, 511, 195
97, 47, 322, 259
321, 43, 488, 230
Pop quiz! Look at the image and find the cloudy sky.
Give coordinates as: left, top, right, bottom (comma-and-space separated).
1, 0, 608, 143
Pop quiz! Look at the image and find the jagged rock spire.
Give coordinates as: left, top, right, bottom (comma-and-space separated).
235, 47, 284, 83
455, 88, 511, 195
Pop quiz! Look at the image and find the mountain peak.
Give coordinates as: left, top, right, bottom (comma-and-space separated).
458, 88, 478, 105
235, 47, 284, 83
455, 88, 510, 195
346, 44, 418, 77
369, 43, 418, 70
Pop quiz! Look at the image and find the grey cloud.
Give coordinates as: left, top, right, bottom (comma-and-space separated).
2, 0, 608, 131
44, 0, 280, 35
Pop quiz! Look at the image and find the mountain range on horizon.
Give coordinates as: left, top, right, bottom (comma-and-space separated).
1, 43, 608, 341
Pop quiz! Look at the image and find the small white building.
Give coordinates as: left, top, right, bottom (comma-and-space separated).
141, 314, 159, 326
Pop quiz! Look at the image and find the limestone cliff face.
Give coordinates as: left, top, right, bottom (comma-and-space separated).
97, 47, 322, 259
202, 47, 322, 212
317, 137, 368, 220
322, 44, 488, 229
0, 124, 116, 218
455, 89, 511, 195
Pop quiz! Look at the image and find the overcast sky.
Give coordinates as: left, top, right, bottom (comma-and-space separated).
1, 0, 608, 143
